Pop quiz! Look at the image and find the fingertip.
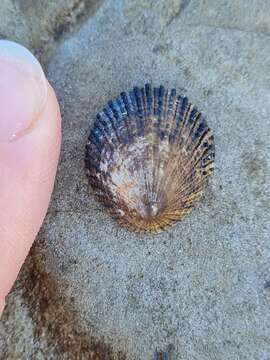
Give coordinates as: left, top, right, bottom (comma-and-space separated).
0, 45, 62, 304
0, 40, 47, 142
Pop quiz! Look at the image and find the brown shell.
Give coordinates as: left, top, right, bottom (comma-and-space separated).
85, 84, 215, 233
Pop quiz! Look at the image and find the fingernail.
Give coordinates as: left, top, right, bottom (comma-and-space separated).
0, 297, 5, 317
0, 40, 48, 142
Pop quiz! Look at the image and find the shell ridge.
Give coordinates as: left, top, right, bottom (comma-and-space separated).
181, 110, 203, 152
96, 112, 112, 138
109, 99, 130, 144
153, 86, 165, 203
141, 85, 154, 202
133, 87, 144, 137
190, 127, 210, 159
156, 89, 173, 200
160, 88, 169, 138
157, 85, 165, 134
116, 97, 131, 141
173, 96, 188, 141
120, 92, 136, 139
152, 87, 160, 200
140, 86, 152, 198
128, 90, 141, 138
144, 84, 157, 202
103, 106, 121, 144
178, 102, 193, 148
168, 95, 181, 143
166, 88, 177, 142
188, 129, 210, 166
145, 83, 153, 118
88, 127, 103, 154
94, 116, 115, 154
190, 146, 214, 177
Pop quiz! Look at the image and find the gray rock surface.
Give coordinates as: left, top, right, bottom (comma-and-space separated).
0, 0, 103, 66
1, 0, 270, 359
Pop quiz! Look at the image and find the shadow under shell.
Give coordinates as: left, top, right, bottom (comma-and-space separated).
85, 84, 215, 233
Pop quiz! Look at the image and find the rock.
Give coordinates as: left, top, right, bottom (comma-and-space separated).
0, 0, 104, 66
0, 0, 31, 47
1, 0, 270, 359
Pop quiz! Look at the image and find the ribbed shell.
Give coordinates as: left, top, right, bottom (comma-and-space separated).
85, 84, 215, 233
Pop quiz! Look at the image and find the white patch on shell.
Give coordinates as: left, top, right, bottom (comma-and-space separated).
99, 137, 160, 216
98, 135, 177, 218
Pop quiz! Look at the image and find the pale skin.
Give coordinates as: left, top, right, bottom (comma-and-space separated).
0, 41, 61, 316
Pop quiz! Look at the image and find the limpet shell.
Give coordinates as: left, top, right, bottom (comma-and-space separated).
85, 84, 215, 233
